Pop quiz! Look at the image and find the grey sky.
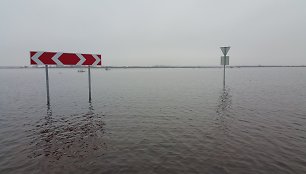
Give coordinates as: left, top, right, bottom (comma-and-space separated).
0, 0, 305, 66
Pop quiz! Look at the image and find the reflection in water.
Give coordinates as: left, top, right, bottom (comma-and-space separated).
29, 102, 105, 162
209, 87, 234, 172
216, 87, 232, 133
216, 87, 232, 116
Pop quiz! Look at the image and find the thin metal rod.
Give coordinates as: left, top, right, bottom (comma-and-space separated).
88, 66, 91, 102
45, 65, 50, 105
223, 62, 226, 88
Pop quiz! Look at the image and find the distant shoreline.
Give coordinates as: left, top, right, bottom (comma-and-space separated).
0, 65, 306, 69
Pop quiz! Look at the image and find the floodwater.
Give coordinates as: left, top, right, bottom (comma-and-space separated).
0, 67, 306, 174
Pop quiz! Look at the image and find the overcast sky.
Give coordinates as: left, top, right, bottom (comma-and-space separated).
0, 0, 305, 66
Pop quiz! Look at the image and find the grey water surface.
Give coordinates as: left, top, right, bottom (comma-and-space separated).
0, 68, 306, 174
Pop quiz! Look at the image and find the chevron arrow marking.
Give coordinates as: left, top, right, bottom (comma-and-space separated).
51, 52, 64, 66
76, 54, 86, 66
31, 51, 44, 65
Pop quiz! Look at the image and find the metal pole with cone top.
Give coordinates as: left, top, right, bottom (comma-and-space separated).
220, 46, 230, 88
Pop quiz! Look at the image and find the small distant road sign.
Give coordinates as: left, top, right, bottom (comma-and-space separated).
220, 46, 231, 88
220, 47, 230, 56
221, 56, 229, 65
30, 51, 102, 66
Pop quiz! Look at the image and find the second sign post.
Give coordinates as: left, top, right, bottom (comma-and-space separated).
220, 47, 230, 88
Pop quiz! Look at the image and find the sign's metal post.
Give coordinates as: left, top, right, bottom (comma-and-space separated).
88, 66, 92, 102
223, 57, 226, 88
45, 65, 50, 105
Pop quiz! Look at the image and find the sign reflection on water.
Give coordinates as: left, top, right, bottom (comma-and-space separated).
28, 102, 106, 162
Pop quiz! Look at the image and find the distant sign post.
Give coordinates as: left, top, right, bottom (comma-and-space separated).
220, 47, 230, 87
30, 51, 102, 104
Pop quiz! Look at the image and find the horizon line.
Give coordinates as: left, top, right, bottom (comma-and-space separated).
1, 65, 306, 69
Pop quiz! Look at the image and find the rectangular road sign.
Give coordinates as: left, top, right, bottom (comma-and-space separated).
221, 56, 229, 65
30, 51, 102, 66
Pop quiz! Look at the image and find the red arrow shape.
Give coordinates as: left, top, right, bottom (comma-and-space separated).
39, 52, 57, 64
82, 54, 96, 65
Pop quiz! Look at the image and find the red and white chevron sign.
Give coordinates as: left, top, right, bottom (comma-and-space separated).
30, 51, 102, 66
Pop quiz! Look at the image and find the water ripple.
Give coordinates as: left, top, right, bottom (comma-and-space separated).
27, 105, 106, 162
